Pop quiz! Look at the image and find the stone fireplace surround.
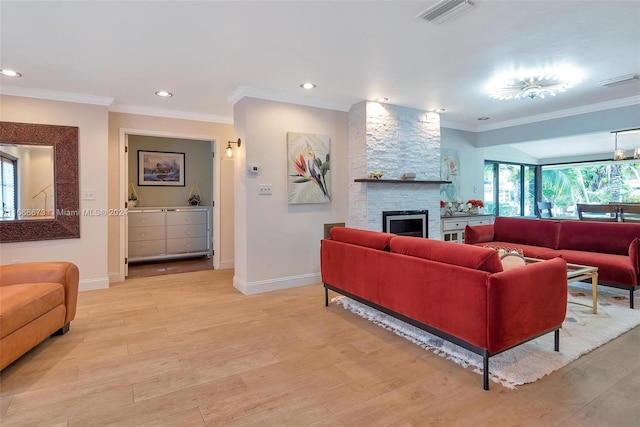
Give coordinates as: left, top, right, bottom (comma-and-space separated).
347, 101, 442, 239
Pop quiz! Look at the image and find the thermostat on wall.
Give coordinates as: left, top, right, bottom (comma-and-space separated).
248, 165, 261, 174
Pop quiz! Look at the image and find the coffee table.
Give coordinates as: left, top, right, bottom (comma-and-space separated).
524, 257, 598, 314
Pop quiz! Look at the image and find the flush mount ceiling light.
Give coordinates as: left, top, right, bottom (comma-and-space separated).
300, 82, 316, 90
0, 69, 22, 77
598, 73, 639, 87
375, 97, 389, 103
487, 68, 581, 100
416, 0, 475, 24
155, 90, 173, 97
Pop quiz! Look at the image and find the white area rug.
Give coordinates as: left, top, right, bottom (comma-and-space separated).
334, 283, 640, 389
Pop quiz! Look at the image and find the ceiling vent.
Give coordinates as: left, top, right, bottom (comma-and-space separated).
416, 0, 475, 24
598, 74, 639, 87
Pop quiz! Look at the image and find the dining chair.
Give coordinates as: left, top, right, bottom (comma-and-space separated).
619, 204, 640, 222
536, 201, 553, 219
576, 203, 619, 222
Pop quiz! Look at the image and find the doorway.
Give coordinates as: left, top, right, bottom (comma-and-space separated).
117, 128, 221, 281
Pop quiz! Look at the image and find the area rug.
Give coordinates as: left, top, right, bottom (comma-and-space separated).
333, 283, 640, 389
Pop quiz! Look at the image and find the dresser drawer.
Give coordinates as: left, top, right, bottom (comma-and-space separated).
129, 226, 165, 242
442, 219, 469, 231
128, 212, 165, 227
129, 240, 165, 257
166, 237, 208, 253
166, 224, 206, 239
166, 210, 207, 226
469, 218, 492, 226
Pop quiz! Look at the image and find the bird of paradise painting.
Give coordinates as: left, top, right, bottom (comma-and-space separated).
287, 132, 331, 204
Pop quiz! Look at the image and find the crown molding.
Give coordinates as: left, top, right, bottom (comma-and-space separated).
227, 86, 352, 112
110, 104, 233, 124
474, 95, 640, 132
0, 85, 114, 106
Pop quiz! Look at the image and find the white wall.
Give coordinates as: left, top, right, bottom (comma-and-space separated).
232, 97, 348, 294
0, 95, 110, 291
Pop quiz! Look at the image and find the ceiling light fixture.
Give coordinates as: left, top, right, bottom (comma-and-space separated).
155, 91, 173, 97
598, 73, 639, 87
416, 0, 475, 24
375, 97, 389, 103
487, 68, 581, 100
477, 117, 490, 121
0, 69, 22, 77
300, 82, 316, 90
612, 127, 640, 161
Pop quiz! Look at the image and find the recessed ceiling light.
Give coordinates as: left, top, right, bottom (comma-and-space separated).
300, 82, 316, 90
477, 117, 490, 120
155, 91, 173, 97
375, 97, 389, 103
0, 69, 22, 77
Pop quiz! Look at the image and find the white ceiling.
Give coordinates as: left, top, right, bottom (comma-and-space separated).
1, 1, 639, 159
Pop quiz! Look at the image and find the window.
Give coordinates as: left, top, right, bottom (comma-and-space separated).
1, 153, 17, 220
541, 159, 640, 217
484, 161, 538, 217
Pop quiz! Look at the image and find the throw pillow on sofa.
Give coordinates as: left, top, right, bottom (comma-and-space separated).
500, 252, 526, 270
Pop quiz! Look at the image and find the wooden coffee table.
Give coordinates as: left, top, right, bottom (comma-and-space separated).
525, 257, 599, 314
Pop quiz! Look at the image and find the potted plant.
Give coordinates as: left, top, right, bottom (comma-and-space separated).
128, 192, 138, 208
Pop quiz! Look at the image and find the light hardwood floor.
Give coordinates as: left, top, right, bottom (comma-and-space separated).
1, 269, 638, 426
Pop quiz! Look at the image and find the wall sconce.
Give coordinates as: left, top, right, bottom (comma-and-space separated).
226, 138, 241, 158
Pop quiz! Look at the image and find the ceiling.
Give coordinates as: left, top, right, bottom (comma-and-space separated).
1, 1, 639, 159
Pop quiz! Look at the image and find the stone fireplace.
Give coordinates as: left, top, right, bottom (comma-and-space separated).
347, 101, 442, 239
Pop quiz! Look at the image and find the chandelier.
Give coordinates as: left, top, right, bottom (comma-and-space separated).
612, 128, 640, 161
487, 69, 581, 100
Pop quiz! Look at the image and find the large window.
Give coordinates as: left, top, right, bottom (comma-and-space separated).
541, 159, 640, 216
1, 153, 17, 220
484, 161, 537, 217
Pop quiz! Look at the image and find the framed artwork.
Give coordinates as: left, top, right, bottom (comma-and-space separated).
440, 148, 460, 202
138, 150, 185, 186
287, 132, 331, 204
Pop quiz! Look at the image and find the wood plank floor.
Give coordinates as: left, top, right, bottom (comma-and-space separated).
1, 269, 638, 426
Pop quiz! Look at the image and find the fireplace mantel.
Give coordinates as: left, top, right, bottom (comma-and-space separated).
354, 179, 451, 184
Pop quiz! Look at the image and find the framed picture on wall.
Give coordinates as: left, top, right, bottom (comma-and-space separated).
287, 132, 331, 204
138, 150, 185, 186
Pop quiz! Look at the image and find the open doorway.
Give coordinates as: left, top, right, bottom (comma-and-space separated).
117, 129, 221, 281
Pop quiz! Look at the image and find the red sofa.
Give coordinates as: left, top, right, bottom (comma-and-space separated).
321, 227, 568, 390
465, 217, 640, 308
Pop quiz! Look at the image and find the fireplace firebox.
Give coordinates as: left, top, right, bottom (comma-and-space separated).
382, 210, 428, 238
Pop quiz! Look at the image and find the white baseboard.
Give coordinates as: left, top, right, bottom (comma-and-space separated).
233, 272, 320, 295
108, 272, 123, 284
219, 259, 235, 270
79, 277, 110, 292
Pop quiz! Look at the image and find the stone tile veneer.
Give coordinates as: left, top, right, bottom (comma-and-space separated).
348, 101, 441, 239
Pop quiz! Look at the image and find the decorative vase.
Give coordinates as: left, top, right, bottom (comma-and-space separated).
468, 207, 478, 215
129, 200, 137, 208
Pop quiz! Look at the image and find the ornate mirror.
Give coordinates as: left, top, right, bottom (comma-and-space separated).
0, 122, 80, 242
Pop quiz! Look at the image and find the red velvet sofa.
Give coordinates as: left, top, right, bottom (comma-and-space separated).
465, 217, 640, 308
321, 227, 568, 390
